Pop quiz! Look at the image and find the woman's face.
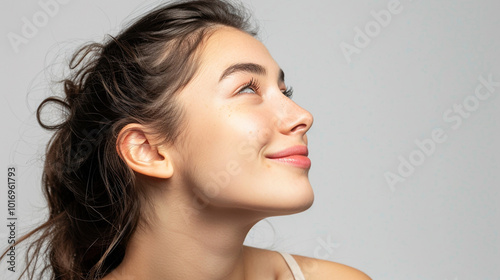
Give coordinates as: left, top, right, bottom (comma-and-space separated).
170, 26, 314, 215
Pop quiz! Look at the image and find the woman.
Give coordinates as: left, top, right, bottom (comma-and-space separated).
2, 0, 371, 279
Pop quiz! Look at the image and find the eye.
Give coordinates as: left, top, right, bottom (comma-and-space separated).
282, 86, 293, 98
237, 78, 260, 95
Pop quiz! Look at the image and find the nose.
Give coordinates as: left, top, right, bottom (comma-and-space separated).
276, 95, 314, 136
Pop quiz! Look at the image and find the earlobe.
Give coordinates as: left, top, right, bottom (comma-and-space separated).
116, 123, 174, 179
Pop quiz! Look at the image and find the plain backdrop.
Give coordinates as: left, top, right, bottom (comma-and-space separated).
1, 0, 499, 279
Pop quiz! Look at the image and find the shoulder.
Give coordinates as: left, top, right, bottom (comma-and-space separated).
244, 246, 371, 280
291, 253, 372, 280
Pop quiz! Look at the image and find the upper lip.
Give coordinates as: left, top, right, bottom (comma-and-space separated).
265, 145, 308, 159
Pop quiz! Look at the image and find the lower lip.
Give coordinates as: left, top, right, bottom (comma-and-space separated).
267, 155, 311, 169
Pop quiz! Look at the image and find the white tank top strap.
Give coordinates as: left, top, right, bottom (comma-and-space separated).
278, 252, 306, 280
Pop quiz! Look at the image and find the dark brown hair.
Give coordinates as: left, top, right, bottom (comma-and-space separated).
1, 1, 256, 279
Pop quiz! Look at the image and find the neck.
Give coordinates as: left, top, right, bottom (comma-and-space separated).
109, 186, 266, 280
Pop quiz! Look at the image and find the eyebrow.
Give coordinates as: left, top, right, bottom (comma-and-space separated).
219, 62, 285, 83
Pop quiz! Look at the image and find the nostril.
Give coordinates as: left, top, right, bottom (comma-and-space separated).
291, 123, 308, 133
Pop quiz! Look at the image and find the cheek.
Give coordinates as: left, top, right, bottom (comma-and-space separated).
185, 107, 275, 198
229, 110, 278, 162
210, 113, 268, 165
229, 104, 280, 145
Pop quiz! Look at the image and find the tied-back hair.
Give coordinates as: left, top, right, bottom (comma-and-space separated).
1, 1, 256, 279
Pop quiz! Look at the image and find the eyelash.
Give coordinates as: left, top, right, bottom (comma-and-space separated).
239, 78, 261, 94
238, 78, 294, 98
283, 86, 294, 98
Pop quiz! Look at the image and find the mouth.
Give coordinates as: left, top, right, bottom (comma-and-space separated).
265, 145, 311, 169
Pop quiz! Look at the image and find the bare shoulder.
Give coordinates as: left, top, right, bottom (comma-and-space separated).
244, 246, 371, 280
242, 246, 286, 278
291, 254, 372, 280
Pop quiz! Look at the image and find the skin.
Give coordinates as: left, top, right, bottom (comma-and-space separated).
105, 26, 371, 280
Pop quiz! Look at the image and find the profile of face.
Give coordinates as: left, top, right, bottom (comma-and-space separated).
167, 26, 314, 215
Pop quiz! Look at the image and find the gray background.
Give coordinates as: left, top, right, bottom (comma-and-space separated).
1, 0, 499, 279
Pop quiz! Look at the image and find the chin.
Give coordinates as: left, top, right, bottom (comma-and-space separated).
261, 187, 315, 217
286, 180, 314, 210
287, 192, 315, 214
209, 179, 315, 216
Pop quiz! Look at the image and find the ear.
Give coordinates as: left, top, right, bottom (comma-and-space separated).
116, 123, 174, 179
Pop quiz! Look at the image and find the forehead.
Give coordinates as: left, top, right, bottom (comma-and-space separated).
198, 26, 279, 75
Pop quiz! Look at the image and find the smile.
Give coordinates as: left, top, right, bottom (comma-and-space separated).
267, 155, 311, 169
265, 145, 311, 169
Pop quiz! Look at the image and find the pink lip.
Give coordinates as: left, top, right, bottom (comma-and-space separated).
266, 145, 311, 169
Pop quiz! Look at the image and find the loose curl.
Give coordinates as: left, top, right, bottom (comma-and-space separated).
1, 1, 256, 279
